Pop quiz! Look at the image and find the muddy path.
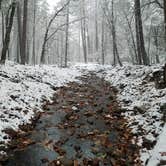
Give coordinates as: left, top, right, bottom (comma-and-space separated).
2, 73, 140, 166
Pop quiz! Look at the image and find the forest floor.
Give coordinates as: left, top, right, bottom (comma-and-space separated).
0, 62, 166, 166
1, 73, 141, 166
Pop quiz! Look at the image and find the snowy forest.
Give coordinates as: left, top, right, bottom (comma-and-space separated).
0, 0, 166, 66
0, 0, 166, 166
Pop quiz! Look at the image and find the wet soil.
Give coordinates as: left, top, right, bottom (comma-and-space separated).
1, 73, 140, 166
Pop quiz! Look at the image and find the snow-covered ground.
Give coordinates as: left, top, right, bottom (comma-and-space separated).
68, 63, 166, 165
98, 64, 166, 166
0, 62, 165, 165
0, 62, 81, 152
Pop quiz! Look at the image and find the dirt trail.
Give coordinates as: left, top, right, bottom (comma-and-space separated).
2, 73, 140, 166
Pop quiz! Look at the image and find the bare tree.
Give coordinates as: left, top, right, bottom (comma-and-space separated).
32, 0, 36, 65
0, 1, 16, 64
40, 0, 70, 64
123, 10, 138, 64
80, 0, 87, 63
95, 0, 99, 52
103, 0, 122, 66
101, 11, 105, 65
21, 0, 28, 64
64, 0, 70, 67
164, 0, 166, 58
134, 0, 149, 65
17, 1, 22, 63
1, 9, 5, 47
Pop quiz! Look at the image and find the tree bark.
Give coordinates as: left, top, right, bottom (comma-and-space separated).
32, 0, 36, 65
95, 0, 99, 52
164, 64, 166, 86
64, 1, 69, 67
0, 0, 2, 10
123, 11, 138, 64
40, 0, 70, 64
134, 0, 149, 65
21, 0, 28, 65
0, 1, 16, 64
164, 0, 166, 58
111, 0, 122, 66
101, 14, 105, 65
1, 10, 5, 47
17, 1, 22, 64
80, 0, 87, 63
153, 27, 160, 63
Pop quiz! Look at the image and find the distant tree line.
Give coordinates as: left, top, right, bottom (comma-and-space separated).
0, 0, 165, 66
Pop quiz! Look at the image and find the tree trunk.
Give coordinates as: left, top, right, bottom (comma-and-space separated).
41, 29, 49, 64
123, 11, 138, 64
0, 2, 16, 64
111, 0, 122, 66
134, 0, 149, 65
21, 0, 28, 65
101, 14, 105, 65
86, 26, 91, 55
1, 10, 5, 47
40, 1, 70, 64
164, 64, 166, 86
95, 0, 99, 52
17, 1, 22, 64
32, 0, 36, 65
163, 0, 166, 61
153, 27, 160, 64
0, 0, 2, 10
64, 1, 69, 67
81, 0, 87, 63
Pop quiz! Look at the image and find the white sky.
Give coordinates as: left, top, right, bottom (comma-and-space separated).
47, 0, 60, 10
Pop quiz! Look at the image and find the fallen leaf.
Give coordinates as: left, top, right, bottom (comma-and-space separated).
53, 146, 66, 156
74, 160, 78, 166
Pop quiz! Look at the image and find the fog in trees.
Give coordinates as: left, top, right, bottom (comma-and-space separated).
0, 0, 166, 66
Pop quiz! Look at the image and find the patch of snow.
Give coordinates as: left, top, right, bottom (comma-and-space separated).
95, 64, 166, 165
147, 124, 166, 166
72, 106, 78, 111
0, 62, 165, 165
0, 62, 81, 148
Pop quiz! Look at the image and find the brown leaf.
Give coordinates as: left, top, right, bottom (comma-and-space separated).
84, 110, 93, 117
74, 160, 78, 166
41, 139, 54, 150
53, 146, 66, 156
17, 138, 35, 149
21, 139, 34, 146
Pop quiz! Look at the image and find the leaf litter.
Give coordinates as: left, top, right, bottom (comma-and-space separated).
3, 73, 141, 166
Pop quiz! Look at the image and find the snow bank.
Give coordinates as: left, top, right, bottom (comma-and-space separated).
0, 62, 81, 148
147, 124, 166, 166
101, 64, 166, 165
